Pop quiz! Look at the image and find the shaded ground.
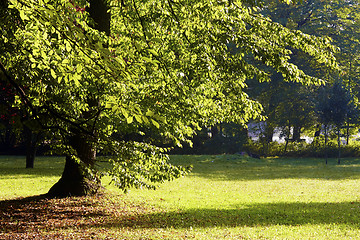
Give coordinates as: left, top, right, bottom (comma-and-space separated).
0, 194, 130, 239
1, 193, 360, 239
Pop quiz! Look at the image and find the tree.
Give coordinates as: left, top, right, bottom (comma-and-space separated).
261, 0, 360, 151
0, 0, 337, 197
329, 81, 351, 163
275, 82, 317, 154
316, 80, 357, 164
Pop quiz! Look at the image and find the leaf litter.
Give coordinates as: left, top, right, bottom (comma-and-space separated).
0, 193, 166, 239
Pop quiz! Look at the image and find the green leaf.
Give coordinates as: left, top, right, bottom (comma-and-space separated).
19, 10, 29, 21
147, 49, 158, 56
151, 119, 160, 128
65, 41, 72, 52
50, 69, 56, 79
76, 64, 83, 73
105, 102, 113, 109
126, 116, 133, 124
135, 115, 143, 123
146, 110, 154, 117
73, 74, 81, 87
121, 108, 129, 118
135, 42, 141, 51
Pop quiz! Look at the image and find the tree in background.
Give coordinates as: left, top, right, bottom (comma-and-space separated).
0, 0, 44, 168
329, 81, 352, 163
315, 80, 359, 163
259, 0, 360, 146
0, 0, 336, 197
276, 83, 317, 153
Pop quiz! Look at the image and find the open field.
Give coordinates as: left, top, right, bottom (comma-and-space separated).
1, 155, 360, 239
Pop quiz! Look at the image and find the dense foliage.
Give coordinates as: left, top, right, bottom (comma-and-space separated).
0, 0, 336, 194
244, 0, 360, 149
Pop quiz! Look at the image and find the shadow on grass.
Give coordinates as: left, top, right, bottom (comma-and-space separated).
0, 194, 111, 235
93, 201, 360, 230
2, 195, 359, 235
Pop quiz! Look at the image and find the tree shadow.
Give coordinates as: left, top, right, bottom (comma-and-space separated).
89, 201, 360, 230
1, 194, 360, 237
0, 194, 110, 235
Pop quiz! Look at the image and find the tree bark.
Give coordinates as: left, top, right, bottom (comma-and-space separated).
337, 127, 341, 164
47, 133, 101, 197
292, 125, 301, 142
346, 122, 350, 145
283, 123, 291, 155
24, 125, 38, 169
324, 125, 328, 165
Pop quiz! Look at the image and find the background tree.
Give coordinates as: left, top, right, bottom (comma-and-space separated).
0, 0, 43, 168
259, 0, 360, 147
328, 81, 352, 163
0, 0, 337, 197
315, 80, 357, 163
276, 83, 317, 153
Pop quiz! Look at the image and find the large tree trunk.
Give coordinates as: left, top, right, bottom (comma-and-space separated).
47, 133, 101, 197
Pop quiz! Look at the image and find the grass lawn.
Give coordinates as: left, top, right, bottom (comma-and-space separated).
1, 155, 360, 239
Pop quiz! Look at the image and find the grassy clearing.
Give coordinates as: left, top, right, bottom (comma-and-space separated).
0, 156, 64, 199
1, 155, 360, 239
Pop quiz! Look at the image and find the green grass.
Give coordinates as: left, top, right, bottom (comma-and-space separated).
1, 155, 360, 239
0, 156, 64, 199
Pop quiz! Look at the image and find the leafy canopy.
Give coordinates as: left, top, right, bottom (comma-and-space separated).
0, 0, 336, 191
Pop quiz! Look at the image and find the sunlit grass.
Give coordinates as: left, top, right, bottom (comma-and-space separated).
1, 155, 360, 239
104, 155, 360, 239
0, 156, 64, 200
